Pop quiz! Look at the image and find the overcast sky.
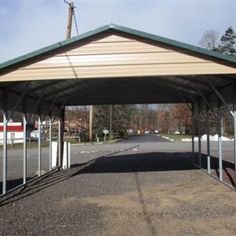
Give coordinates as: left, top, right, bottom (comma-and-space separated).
0, 0, 236, 63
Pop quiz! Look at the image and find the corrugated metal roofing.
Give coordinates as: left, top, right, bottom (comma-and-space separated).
0, 23, 235, 115
1, 23, 236, 71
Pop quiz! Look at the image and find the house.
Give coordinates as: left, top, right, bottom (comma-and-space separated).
0, 121, 31, 144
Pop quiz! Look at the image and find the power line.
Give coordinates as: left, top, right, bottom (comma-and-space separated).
73, 8, 79, 36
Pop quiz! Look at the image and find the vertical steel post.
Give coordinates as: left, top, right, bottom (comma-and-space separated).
68, 142, 71, 169
198, 104, 202, 168
233, 105, 236, 176
206, 110, 211, 174
191, 104, 195, 154
49, 116, 52, 171
218, 108, 223, 181
38, 116, 41, 176
191, 104, 195, 164
58, 108, 65, 168
58, 118, 61, 167
23, 113, 27, 184
2, 112, 8, 194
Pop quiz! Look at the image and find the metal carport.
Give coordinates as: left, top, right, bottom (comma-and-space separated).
0, 23, 236, 195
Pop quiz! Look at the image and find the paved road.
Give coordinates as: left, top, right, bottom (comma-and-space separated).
0, 134, 235, 190
0, 134, 235, 191
0, 135, 236, 235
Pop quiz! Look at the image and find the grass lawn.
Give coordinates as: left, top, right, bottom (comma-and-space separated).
160, 134, 192, 141
0, 137, 121, 150
0, 140, 50, 150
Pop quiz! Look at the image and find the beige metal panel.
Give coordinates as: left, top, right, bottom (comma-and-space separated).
89, 34, 136, 43
18, 34, 236, 72
1, 63, 235, 82
56, 41, 171, 56
21, 52, 211, 70
14, 62, 236, 75
0, 73, 73, 81
1, 33, 236, 83
70, 63, 236, 77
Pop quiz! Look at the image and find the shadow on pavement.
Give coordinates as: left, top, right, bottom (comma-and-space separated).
0, 152, 235, 207
73, 152, 196, 173
194, 154, 236, 187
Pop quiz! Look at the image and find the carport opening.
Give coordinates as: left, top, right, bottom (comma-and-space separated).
64, 103, 235, 188
1, 102, 235, 194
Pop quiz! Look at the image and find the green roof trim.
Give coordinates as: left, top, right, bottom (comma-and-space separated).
1, 23, 236, 71
112, 24, 236, 64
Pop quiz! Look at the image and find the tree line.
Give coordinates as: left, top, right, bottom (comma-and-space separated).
199, 26, 236, 55
65, 104, 192, 140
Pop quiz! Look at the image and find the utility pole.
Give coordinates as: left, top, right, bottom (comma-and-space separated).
60, 0, 75, 166
89, 106, 93, 142
65, 0, 75, 39
109, 105, 112, 139
65, 1, 93, 143
65, 1, 92, 144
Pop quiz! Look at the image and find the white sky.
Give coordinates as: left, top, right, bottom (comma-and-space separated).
0, 0, 236, 63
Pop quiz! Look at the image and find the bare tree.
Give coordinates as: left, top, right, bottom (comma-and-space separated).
199, 29, 219, 50
170, 104, 191, 134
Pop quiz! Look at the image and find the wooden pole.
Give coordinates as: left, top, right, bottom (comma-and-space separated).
89, 106, 93, 142
65, 1, 74, 39
109, 105, 112, 139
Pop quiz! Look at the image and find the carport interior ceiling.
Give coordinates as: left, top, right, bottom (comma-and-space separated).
0, 24, 236, 115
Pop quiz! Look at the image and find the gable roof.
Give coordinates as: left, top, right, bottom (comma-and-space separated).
0, 23, 235, 115
1, 23, 236, 72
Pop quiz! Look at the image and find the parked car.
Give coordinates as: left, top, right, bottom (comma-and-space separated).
174, 131, 180, 135
30, 130, 46, 141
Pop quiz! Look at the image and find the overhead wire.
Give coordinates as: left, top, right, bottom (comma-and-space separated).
73, 7, 79, 36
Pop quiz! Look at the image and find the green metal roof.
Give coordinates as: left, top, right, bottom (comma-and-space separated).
1, 23, 236, 71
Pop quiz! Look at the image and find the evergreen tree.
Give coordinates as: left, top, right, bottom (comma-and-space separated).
93, 104, 136, 139
215, 27, 236, 55
112, 105, 135, 138
200, 26, 236, 56
93, 105, 110, 138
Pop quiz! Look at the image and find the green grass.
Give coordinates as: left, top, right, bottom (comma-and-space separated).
160, 134, 192, 141
0, 141, 49, 150
0, 137, 127, 150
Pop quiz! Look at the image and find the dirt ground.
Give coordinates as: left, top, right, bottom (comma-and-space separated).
64, 171, 236, 236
